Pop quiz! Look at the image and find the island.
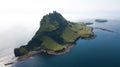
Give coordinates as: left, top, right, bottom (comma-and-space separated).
14, 11, 96, 61
95, 19, 108, 22
85, 22, 93, 25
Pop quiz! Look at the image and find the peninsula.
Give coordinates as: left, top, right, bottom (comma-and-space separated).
14, 11, 96, 60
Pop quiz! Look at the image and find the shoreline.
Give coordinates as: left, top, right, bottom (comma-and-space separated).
3, 26, 96, 66
17, 44, 75, 61
16, 27, 95, 61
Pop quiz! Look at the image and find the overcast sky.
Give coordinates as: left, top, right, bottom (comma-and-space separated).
0, 0, 120, 29
0, 0, 120, 13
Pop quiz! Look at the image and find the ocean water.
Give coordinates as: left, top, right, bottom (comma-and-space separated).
12, 20, 120, 67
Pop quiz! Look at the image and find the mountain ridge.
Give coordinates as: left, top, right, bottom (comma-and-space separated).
14, 11, 96, 60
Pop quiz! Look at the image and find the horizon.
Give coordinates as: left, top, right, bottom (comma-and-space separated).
0, 0, 120, 20
0, 0, 120, 35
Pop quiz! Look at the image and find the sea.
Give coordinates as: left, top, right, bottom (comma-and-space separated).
0, 19, 120, 67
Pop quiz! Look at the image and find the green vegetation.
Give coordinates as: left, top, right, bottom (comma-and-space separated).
78, 26, 92, 36
62, 26, 79, 42
40, 16, 58, 32
14, 11, 95, 57
62, 22, 93, 42
41, 36, 64, 51
14, 46, 28, 57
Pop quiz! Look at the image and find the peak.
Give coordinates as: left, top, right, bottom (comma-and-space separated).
50, 11, 61, 15
53, 11, 59, 14
41, 11, 64, 22
48, 11, 63, 19
40, 11, 68, 32
53, 11, 57, 13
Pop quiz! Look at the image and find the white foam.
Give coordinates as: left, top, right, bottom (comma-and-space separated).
0, 47, 16, 67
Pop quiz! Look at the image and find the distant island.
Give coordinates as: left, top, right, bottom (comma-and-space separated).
14, 11, 96, 61
95, 19, 108, 22
85, 22, 93, 25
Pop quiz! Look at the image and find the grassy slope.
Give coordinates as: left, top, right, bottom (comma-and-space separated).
62, 22, 92, 42
62, 27, 79, 42
41, 22, 93, 51
78, 26, 92, 37
14, 12, 95, 57
41, 36, 64, 51
14, 22, 93, 57
40, 15, 58, 32
40, 22, 58, 32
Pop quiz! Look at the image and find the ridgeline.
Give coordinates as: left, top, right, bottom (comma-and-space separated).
14, 11, 95, 60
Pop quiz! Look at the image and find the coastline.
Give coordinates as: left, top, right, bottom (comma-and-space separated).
17, 44, 75, 61
3, 26, 96, 66
16, 26, 95, 61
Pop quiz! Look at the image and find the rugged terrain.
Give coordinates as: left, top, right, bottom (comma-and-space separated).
14, 11, 95, 60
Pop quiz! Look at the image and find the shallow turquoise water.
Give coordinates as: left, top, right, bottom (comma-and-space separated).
14, 20, 120, 67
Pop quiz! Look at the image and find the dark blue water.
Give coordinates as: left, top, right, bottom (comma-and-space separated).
14, 20, 120, 67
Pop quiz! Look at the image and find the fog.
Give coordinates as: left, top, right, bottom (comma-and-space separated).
0, 14, 41, 66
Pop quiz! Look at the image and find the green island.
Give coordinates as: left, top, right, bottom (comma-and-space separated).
14, 11, 96, 61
